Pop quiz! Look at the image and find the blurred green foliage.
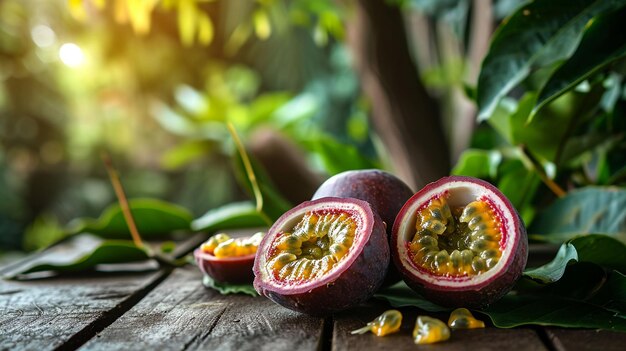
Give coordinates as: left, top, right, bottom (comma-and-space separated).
0, 0, 373, 252
1, 0, 625, 256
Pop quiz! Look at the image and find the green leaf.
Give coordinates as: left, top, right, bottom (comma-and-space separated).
6, 235, 151, 279
68, 198, 193, 239
477, 0, 624, 120
496, 159, 541, 223
302, 135, 380, 175
451, 149, 502, 178
588, 270, 626, 314
525, 234, 626, 282
524, 243, 578, 283
531, 187, 626, 241
483, 293, 626, 330
161, 141, 213, 170
534, 6, 626, 117
191, 201, 269, 232
202, 274, 258, 296
571, 234, 626, 273
374, 282, 450, 312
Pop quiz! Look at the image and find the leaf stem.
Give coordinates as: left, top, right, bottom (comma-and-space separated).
226, 122, 264, 214
520, 146, 566, 198
101, 152, 145, 248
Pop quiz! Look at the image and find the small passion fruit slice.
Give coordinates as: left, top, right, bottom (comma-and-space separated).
194, 232, 265, 285
254, 197, 389, 316
392, 176, 528, 308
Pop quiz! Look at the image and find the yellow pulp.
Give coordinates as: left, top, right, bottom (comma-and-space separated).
267, 210, 357, 281
200, 232, 264, 258
413, 316, 450, 344
350, 310, 402, 337
410, 195, 503, 277
448, 308, 485, 329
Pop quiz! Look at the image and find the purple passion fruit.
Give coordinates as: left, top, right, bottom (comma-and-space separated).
194, 232, 264, 284
312, 169, 413, 285
253, 197, 389, 316
392, 176, 527, 308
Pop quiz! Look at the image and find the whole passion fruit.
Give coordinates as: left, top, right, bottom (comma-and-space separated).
253, 197, 389, 316
312, 169, 413, 285
391, 176, 527, 308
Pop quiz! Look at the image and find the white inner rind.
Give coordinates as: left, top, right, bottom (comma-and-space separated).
257, 200, 367, 293
398, 180, 516, 288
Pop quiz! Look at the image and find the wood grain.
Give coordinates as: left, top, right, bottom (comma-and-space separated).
80, 267, 325, 351
547, 328, 626, 351
332, 301, 548, 351
0, 271, 164, 350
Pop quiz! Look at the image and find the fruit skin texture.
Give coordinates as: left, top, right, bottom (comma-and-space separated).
194, 249, 255, 285
391, 176, 528, 309
253, 197, 389, 316
312, 169, 413, 285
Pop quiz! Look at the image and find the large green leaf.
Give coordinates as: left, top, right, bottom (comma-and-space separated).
531, 187, 626, 241
477, 0, 624, 120
488, 92, 572, 162
571, 234, 626, 273
68, 198, 193, 239
191, 201, 269, 232
5, 235, 151, 279
483, 292, 626, 329
533, 6, 626, 116
525, 234, 626, 283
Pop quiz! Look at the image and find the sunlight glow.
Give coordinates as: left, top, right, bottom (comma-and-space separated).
59, 43, 85, 67
31, 25, 56, 48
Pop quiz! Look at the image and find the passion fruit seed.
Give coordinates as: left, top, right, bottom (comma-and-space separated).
267, 210, 357, 282
412, 316, 450, 345
410, 196, 503, 277
351, 310, 402, 337
201, 232, 266, 258
200, 233, 230, 255
448, 308, 485, 329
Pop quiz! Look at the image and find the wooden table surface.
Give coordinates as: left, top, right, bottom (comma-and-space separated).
1, 233, 625, 351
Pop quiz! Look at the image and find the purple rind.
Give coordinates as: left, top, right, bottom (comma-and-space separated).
253, 197, 389, 316
194, 249, 255, 285
312, 169, 413, 286
391, 176, 529, 309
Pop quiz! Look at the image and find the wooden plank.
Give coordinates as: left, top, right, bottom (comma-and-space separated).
332, 301, 549, 351
546, 328, 626, 351
0, 233, 209, 351
80, 266, 325, 351
0, 270, 165, 351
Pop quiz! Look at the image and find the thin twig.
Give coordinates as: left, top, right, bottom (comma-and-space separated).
520, 146, 566, 198
101, 152, 145, 248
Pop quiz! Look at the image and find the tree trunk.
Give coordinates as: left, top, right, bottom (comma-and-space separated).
345, 0, 449, 190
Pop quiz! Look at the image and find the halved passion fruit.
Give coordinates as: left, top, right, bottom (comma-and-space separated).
194, 232, 264, 285
392, 176, 527, 308
253, 197, 389, 316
